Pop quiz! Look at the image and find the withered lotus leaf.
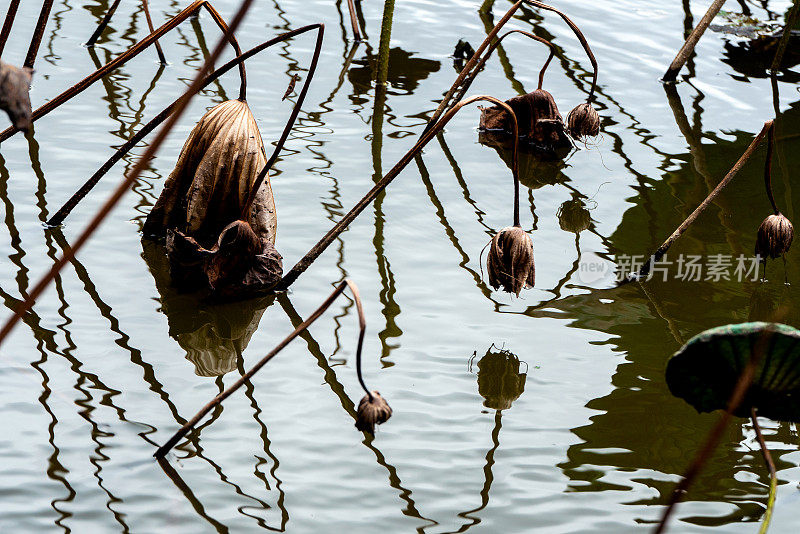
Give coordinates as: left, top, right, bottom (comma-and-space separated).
144, 99, 276, 247
0, 61, 34, 131
487, 226, 535, 296
167, 220, 283, 297
479, 89, 570, 150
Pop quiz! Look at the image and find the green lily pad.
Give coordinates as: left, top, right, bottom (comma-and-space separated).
666, 322, 800, 422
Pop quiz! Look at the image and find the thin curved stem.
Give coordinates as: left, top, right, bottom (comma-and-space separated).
764, 122, 778, 215
423, 1, 523, 134
241, 24, 325, 216
751, 409, 777, 534
277, 95, 520, 290
524, 1, 598, 101
451, 29, 556, 111
771, 0, 800, 73
0, 0, 257, 349
48, 24, 324, 227
0, 0, 246, 143
154, 278, 368, 457
344, 279, 371, 400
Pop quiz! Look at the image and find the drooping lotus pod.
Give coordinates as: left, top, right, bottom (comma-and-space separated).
0, 61, 33, 131
356, 391, 392, 434
487, 225, 535, 296
144, 99, 276, 248
755, 213, 793, 259
567, 102, 600, 140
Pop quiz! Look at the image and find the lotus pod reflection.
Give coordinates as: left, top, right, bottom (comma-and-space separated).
755, 213, 794, 259
356, 391, 392, 434
567, 102, 600, 140
557, 197, 592, 233
477, 348, 527, 411
487, 226, 535, 296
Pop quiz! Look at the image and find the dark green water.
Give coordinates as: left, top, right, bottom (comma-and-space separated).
0, 0, 799, 532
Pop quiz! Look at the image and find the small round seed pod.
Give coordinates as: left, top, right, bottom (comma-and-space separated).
487, 226, 535, 296
755, 213, 794, 259
356, 391, 392, 434
567, 102, 600, 140
557, 198, 592, 234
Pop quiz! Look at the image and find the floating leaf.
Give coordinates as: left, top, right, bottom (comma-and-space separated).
666, 322, 800, 422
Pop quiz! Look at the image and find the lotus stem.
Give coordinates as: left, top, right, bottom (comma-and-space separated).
0, 0, 257, 349
770, 0, 800, 73
86, 0, 122, 46
764, 122, 779, 215
142, 0, 167, 64
49, 24, 324, 227
0, 0, 247, 143
0, 0, 20, 58
277, 95, 519, 290
423, 1, 524, 134
523, 1, 598, 101
88, 0, 167, 63
662, 0, 727, 83
23, 0, 54, 69
154, 278, 370, 457
452, 29, 556, 110
241, 24, 325, 216
751, 409, 777, 534
346, 0, 362, 41
653, 328, 776, 534
627, 120, 773, 282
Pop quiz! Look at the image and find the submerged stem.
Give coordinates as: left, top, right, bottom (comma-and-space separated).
751, 409, 777, 534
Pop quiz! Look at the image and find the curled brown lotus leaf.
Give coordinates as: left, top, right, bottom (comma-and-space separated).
167, 220, 283, 297
756, 213, 794, 259
557, 198, 592, 233
0, 61, 33, 131
567, 102, 600, 139
487, 226, 535, 296
144, 99, 276, 247
356, 391, 392, 434
479, 89, 570, 150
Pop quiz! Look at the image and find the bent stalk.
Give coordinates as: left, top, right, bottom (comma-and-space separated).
154, 278, 373, 457
627, 120, 773, 282
277, 95, 519, 290
0, 0, 257, 348
49, 24, 324, 226
87, 0, 167, 63
0, 0, 247, 143
451, 29, 556, 108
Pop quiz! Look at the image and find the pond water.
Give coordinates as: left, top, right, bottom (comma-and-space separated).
1, 0, 799, 532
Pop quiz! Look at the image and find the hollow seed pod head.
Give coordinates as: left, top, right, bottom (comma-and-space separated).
487, 226, 535, 296
567, 102, 600, 140
755, 213, 794, 259
356, 391, 392, 434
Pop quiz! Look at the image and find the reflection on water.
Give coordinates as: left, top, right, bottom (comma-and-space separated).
3, 0, 800, 532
